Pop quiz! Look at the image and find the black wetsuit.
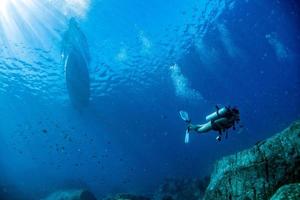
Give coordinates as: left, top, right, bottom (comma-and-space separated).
211, 108, 240, 133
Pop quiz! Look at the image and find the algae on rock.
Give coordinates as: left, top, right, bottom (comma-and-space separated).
270, 183, 300, 200
153, 177, 209, 200
203, 120, 300, 200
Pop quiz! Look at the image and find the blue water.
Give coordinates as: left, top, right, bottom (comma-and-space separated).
0, 0, 299, 199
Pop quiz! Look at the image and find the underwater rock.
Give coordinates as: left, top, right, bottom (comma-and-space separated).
103, 193, 151, 200
153, 177, 209, 200
269, 183, 300, 200
0, 184, 29, 200
62, 18, 90, 109
203, 120, 300, 200
42, 189, 97, 200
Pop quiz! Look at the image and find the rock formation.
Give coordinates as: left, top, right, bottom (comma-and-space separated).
103, 193, 151, 200
0, 184, 29, 200
270, 183, 300, 200
4, 120, 300, 200
42, 189, 97, 200
203, 120, 300, 200
153, 177, 209, 200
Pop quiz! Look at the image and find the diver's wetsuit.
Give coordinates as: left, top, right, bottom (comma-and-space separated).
211, 109, 239, 133
188, 107, 240, 134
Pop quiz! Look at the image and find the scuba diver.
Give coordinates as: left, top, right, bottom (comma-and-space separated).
179, 106, 241, 143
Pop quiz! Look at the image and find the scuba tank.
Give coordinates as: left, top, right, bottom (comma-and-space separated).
205, 107, 228, 121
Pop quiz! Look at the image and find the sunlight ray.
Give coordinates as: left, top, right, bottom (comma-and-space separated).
0, 0, 90, 55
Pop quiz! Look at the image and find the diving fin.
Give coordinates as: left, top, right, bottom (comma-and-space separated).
179, 110, 191, 123
184, 129, 190, 144
180, 110, 191, 143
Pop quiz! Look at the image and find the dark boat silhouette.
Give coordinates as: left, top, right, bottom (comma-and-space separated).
62, 18, 90, 109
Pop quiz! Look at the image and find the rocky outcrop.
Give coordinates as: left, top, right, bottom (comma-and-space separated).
0, 184, 29, 200
153, 177, 209, 200
103, 193, 151, 200
270, 183, 300, 200
42, 189, 97, 200
204, 120, 300, 200
101, 177, 209, 200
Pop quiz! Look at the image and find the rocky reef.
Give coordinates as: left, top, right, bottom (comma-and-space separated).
46, 120, 299, 200
203, 120, 300, 200
153, 177, 209, 200
100, 177, 209, 200
269, 183, 300, 200
103, 193, 151, 200
41, 189, 97, 200
0, 184, 29, 200
2, 120, 299, 200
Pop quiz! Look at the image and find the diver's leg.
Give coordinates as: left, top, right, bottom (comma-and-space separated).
195, 122, 212, 133
187, 124, 199, 132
